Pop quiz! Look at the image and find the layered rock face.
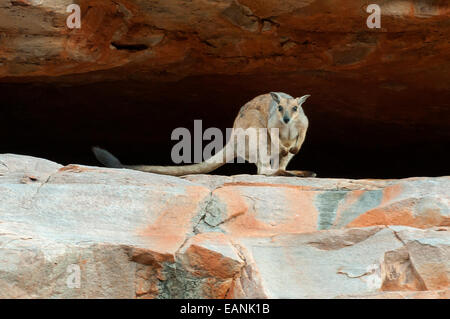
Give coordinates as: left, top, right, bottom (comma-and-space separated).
1, 0, 449, 82
0, 154, 448, 298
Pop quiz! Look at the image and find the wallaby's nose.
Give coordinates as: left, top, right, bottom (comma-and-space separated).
283, 116, 290, 124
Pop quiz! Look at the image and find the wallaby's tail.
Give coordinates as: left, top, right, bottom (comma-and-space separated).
92, 147, 123, 168
92, 143, 234, 176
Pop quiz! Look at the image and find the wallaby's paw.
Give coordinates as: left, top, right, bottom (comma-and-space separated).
279, 148, 289, 157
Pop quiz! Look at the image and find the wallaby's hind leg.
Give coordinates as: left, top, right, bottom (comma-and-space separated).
278, 153, 295, 171
271, 153, 317, 177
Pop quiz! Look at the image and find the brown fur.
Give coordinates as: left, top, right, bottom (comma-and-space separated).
93, 92, 315, 177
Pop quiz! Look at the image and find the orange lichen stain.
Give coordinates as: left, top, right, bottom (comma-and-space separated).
381, 184, 404, 205
59, 165, 91, 173
183, 232, 245, 297
130, 247, 175, 265
347, 204, 416, 228
225, 213, 277, 237
221, 182, 316, 191
184, 244, 243, 279
214, 186, 270, 236
333, 190, 365, 226
417, 264, 449, 291
77, 258, 88, 271
130, 247, 175, 299
186, 232, 232, 246
413, 208, 448, 228
347, 199, 447, 229
213, 186, 249, 218
282, 189, 318, 233
347, 209, 390, 227
137, 185, 210, 253
216, 186, 318, 236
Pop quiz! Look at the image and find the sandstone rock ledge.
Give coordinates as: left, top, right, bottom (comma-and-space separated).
0, 154, 448, 299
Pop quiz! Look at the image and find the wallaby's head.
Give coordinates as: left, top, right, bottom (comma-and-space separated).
270, 92, 310, 125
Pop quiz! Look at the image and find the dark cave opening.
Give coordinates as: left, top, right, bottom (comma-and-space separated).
0, 75, 448, 179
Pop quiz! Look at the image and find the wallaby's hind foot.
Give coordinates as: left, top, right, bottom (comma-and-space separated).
270, 169, 317, 177
271, 169, 296, 177
287, 170, 317, 177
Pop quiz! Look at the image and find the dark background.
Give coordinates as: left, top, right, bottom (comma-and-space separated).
0, 74, 449, 179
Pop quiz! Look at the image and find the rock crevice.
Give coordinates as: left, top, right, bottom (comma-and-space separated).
0, 154, 448, 298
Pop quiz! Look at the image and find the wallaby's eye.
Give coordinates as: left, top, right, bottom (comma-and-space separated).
292, 106, 298, 112
278, 105, 283, 112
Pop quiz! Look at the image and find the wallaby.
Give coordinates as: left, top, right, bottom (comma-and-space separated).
92, 92, 315, 177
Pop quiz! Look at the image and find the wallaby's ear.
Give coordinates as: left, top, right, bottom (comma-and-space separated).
270, 92, 281, 104
296, 94, 310, 105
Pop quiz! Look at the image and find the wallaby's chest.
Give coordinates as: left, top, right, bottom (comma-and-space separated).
279, 125, 298, 147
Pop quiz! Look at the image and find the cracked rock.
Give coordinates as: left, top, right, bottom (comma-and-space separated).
0, 154, 448, 298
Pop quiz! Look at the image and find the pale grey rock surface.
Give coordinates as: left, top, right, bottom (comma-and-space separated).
0, 154, 448, 298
